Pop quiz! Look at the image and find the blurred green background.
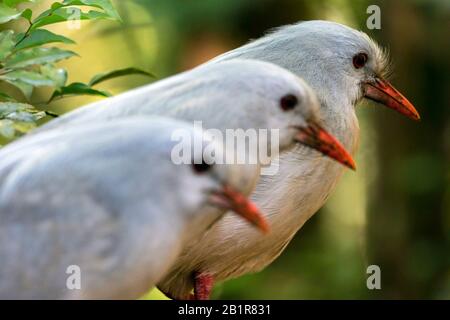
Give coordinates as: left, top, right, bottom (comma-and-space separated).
12, 0, 450, 299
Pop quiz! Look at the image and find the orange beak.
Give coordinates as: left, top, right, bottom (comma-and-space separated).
294, 122, 356, 170
364, 77, 420, 121
209, 184, 269, 234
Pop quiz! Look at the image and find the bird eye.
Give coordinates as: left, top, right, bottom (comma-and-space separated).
280, 94, 298, 111
192, 159, 213, 174
352, 52, 368, 69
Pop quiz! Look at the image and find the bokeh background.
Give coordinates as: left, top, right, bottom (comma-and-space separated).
10, 0, 450, 299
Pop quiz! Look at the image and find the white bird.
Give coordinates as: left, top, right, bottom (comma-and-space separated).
30, 58, 355, 299
0, 117, 267, 299
37, 59, 351, 168
156, 20, 420, 299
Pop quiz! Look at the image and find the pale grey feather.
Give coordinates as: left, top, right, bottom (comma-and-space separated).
0, 117, 255, 299
158, 20, 390, 299
35, 59, 320, 150
26, 59, 325, 299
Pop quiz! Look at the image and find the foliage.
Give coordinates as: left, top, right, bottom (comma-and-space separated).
0, 0, 153, 141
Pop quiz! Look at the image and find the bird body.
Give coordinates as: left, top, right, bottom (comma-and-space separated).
158, 20, 419, 299
37, 60, 317, 141
157, 21, 364, 299
0, 117, 262, 299
25, 58, 357, 299
0, 20, 419, 300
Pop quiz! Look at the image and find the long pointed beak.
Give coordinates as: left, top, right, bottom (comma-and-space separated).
209, 184, 269, 234
364, 77, 420, 121
294, 122, 356, 170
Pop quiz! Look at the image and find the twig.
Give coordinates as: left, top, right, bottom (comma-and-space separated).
44, 110, 59, 118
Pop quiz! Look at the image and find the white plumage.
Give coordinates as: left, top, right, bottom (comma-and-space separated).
0, 116, 263, 299
3, 20, 419, 299
0, 59, 352, 299
158, 20, 418, 299
21, 58, 356, 299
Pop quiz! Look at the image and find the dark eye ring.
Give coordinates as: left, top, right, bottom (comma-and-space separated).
192, 160, 213, 174
352, 52, 368, 69
280, 94, 298, 111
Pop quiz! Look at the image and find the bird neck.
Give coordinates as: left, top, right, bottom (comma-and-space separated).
322, 99, 360, 154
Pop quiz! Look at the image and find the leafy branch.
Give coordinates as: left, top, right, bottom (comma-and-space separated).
0, 0, 153, 141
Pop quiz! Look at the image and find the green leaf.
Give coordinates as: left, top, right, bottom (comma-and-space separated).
40, 64, 67, 88
32, 3, 65, 22
50, 82, 111, 101
4, 0, 37, 7
0, 30, 15, 61
0, 3, 23, 24
5, 47, 77, 69
21, 8, 33, 22
1, 79, 33, 100
0, 102, 45, 122
32, 6, 113, 30
0, 70, 55, 87
0, 102, 45, 139
15, 29, 76, 51
0, 118, 39, 140
89, 67, 154, 86
61, 0, 121, 20
0, 92, 15, 102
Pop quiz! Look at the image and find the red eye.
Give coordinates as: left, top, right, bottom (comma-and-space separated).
280, 94, 298, 111
352, 52, 368, 69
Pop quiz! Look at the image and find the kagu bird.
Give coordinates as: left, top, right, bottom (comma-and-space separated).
36, 60, 353, 169
157, 20, 420, 299
30, 58, 355, 299
0, 117, 267, 299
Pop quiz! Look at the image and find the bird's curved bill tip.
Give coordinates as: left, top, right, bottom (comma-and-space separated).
364, 78, 420, 121
209, 185, 270, 234
295, 123, 356, 170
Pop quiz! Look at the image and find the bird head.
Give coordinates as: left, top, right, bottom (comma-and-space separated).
213, 20, 420, 121
308, 21, 420, 121
179, 128, 269, 234
262, 67, 357, 170
193, 60, 356, 170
